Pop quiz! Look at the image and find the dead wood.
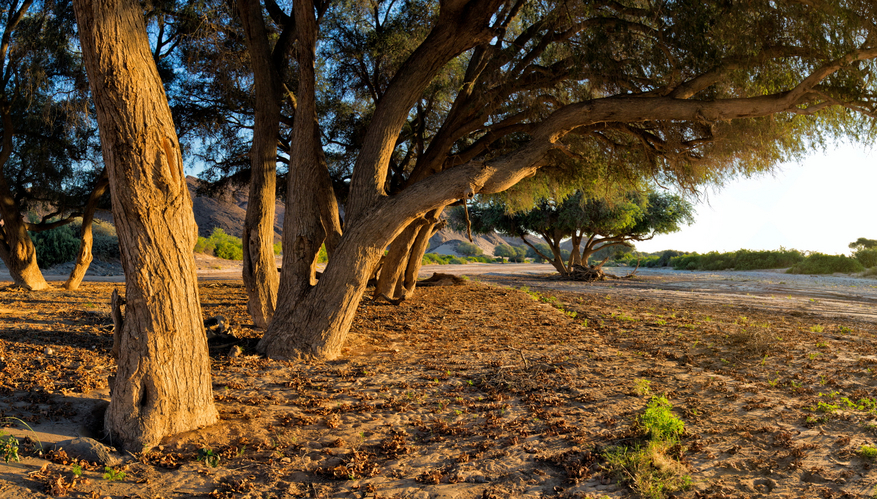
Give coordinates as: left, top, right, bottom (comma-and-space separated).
418, 272, 467, 286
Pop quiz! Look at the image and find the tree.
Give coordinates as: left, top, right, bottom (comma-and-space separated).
256, 0, 877, 360
849, 237, 877, 251
72, 0, 217, 451
457, 241, 483, 257
454, 191, 693, 275
494, 244, 525, 263
0, 0, 99, 290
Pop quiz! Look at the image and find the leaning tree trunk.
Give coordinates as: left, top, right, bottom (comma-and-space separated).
375, 206, 444, 301
0, 114, 48, 290
0, 214, 48, 290
64, 172, 109, 290
374, 222, 419, 301
401, 211, 444, 295
238, 0, 280, 329
73, 0, 218, 452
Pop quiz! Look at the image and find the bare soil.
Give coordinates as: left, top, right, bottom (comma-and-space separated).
1, 267, 876, 498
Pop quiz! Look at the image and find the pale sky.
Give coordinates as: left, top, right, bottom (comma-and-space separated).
635, 142, 876, 256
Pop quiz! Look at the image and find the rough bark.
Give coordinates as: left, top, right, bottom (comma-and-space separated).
402, 212, 444, 295
374, 222, 419, 301
0, 211, 47, 290
64, 172, 110, 290
72, 0, 218, 452
237, 0, 281, 329
0, 105, 47, 290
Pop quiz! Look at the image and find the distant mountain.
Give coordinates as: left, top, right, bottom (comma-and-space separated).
186, 176, 284, 241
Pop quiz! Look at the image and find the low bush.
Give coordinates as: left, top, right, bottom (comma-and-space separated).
670, 248, 804, 271
195, 228, 244, 260
30, 224, 80, 268
788, 253, 864, 274
854, 248, 877, 268
421, 252, 497, 265
456, 241, 483, 256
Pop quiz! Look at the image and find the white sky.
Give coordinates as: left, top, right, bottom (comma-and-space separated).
635, 142, 876, 256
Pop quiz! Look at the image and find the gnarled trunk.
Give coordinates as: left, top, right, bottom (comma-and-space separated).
0, 213, 48, 290
237, 0, 281, 329
374, 222, 419, 301
376, 207, 444, 301
73, 0, 218, 452
64, 172, 109, 290
401, 213, 443, 295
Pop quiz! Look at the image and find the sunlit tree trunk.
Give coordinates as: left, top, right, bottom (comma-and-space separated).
0, 109, 48, 290
64, 172, 109, 290
237, 0, 280, 329
73, 0, 218, 452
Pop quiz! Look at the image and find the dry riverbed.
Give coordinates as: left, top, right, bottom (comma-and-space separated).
0, 266, 876, 498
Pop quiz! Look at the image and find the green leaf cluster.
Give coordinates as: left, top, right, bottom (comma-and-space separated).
670, 248, 804, 271
195, 228, 243, 260
788, 253, 864, 275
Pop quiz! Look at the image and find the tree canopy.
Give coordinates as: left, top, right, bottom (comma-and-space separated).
453, 190, 694, 275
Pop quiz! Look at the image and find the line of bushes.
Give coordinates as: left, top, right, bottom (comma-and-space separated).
669, 248, 805, 271
787, 253, 864, 274
194, 228, 283, 260
421, 252, 496, 265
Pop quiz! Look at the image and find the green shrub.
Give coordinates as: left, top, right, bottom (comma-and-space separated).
671, 248, 804, 271
639, 396, 685, 443
273, 241, 283, 255
316, 244, 327, 263
196, 228, 244, 260
456, 241, 483, 256
788, 253, 864, 274
29, 224, 80, 268
854, 248, 877, 268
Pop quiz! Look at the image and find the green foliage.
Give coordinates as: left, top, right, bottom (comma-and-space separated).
670, 248, 804, 271
317, 244, 328, 263
601, 396, 690, 499
788, 253, 864, 274
195, 228, 243, 260
273, 241, 283, 255
639, 396, 685, 443
854, 248, 877, 268
197, 448, 221, 467
454, 191, 693, 272
860, 445, 877, 461
494, 244, 527, 263
456, 241, 483, 256
103, 466, 126, 481
422, 253, 495, 265
29, 224, 79, 268
850, 238, 877, 251
602, 442, 692, 499
0, 431, 19, 463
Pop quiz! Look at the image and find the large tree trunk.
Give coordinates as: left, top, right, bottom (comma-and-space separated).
64, 172, 110, 290
237, 0, 281, 329
73, 0, 218, 452
0, 213, 48, 290
0, 107, 48, 290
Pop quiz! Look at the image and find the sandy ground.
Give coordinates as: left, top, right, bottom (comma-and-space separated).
1, 264, 877, 497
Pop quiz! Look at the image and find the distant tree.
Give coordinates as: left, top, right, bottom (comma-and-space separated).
456, 241, 483, 257
849, 238, 877, 251
494, 244, 525, 263
454, 191, 694, 276
0, 0, 100, 289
